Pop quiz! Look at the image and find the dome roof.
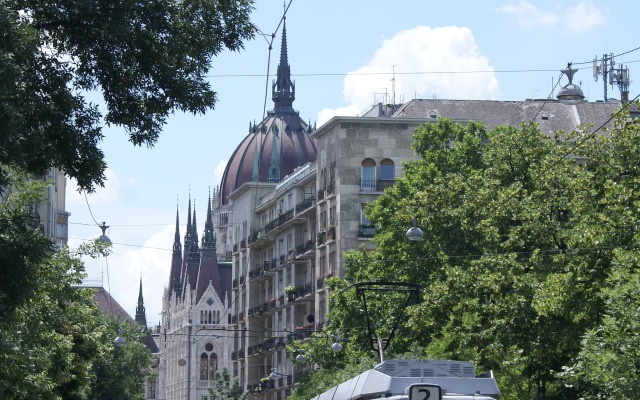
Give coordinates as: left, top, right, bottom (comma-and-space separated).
219, 19, 317, 204
219, 112, 316, 204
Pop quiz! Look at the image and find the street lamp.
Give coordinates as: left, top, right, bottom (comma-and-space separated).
557, 63, 585, 105
98, 221, 111, 243
405, 218, 423, 241
268, 369, 291, 380
113, 329, 126, 347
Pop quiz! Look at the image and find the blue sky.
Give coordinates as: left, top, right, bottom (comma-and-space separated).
66, 0, 640, 326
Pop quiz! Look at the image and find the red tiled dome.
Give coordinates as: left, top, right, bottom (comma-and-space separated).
219, 111, 316, 204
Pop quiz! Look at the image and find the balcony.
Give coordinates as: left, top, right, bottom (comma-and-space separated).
359, 223, 376, 238
317, 231, 326, 246
295, 196, 316, 213
326, 182, 335, 196
317, 189, 325, 201
264, 209, 295, 235
326, 226, 335, 241
249, 265, 265, 280
360, 178, 395, 192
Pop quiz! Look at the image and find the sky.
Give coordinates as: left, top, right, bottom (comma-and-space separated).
66, 0, 640, 327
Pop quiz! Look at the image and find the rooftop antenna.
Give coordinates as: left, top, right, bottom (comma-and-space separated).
390, 65, 397, 105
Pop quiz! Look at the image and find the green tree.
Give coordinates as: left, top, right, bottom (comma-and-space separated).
321, 109, 640, 399
0, 0, 254, 191
0, 168, 54, 317
209, 368, 248, 400
89, 316, 153, 400
0, 173, 152, 399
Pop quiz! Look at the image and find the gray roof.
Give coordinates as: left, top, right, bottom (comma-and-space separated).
310, 359, 501, 400
391, 99, 621, 134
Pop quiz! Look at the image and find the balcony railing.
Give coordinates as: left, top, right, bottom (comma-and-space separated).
326, 182, 335, 195
296, 239, 315, 255
359, 223, 376, 238
317, 189, 325, 201
360, 178, 395, 191
327, 226, 336, 241
295, 196, 316, 213
317, 231, 326, 246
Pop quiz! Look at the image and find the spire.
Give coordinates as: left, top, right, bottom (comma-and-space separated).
169, 203, 182, 295
135, 277, 147, 327
272, 17, 295, 111
184, 194, 192, 253
173, 204, 181, 252
202, 191, 216, 250
191, 204, 199, 250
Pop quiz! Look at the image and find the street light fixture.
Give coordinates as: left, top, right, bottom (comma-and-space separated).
98, 221, 111, 243
113, 329, 126, 347
405, 218, 423, 241
557, 63, 585, 105
268, 369, 291, 380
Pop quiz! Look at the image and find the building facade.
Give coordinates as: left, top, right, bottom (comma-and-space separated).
223, 99, 622, 399
157, 196, 233, 400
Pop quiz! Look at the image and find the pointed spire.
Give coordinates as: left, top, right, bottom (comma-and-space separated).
202, 191, 216, 250
169, 202, 183, 295
135, 276, 147, 327
184, 193, 192, 252
191, 203, 199, 248
173, 204, 181, 252
272, 17, 295, 111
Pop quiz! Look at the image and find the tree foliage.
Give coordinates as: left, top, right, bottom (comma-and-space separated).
208, 368, 248, 400
0, 0, 254, 191
319, 108, 640, 400
0, 173, 152, 399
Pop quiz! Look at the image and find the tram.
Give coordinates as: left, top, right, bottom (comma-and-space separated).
309, 359, 501, 400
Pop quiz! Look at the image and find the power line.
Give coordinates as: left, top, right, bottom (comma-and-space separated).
205, 60, 640, 79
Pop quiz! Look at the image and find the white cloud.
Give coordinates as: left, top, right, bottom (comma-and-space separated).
105, 224, 175, 327
497, 1, 605, 34
213, 159, 228, 185
497, 1, 560, 27
318, 26, 500, 125
67, 168, 121, 205
566, 2, 605, 34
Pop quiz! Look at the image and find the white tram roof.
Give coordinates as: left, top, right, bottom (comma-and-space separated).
309, 359, 501, 400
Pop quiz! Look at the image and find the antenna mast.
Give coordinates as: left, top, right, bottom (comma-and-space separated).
593, 53, 631, 102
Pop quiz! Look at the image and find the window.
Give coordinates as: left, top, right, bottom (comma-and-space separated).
200, 349, 218, 380
361, 159, 376, 190
360, 205, 375, 237
328, 251, 336, 277
380, 159, 395, 180
147, 380, 156, 399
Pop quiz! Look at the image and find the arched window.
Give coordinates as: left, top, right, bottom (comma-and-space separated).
200, 344, 218, 381
361, 159, 376, 191
208, 353, 218, 380
200, 353, 209, 380
380, 159, 395, 180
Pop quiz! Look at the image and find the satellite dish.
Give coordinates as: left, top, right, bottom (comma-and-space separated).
307, 314, 315, 323
178, 359, 186, 366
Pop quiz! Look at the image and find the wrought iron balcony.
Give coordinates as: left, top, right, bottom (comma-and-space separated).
360, 178, 395, 191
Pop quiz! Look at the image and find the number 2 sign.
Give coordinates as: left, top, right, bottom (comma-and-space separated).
408, 384, 442, 400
